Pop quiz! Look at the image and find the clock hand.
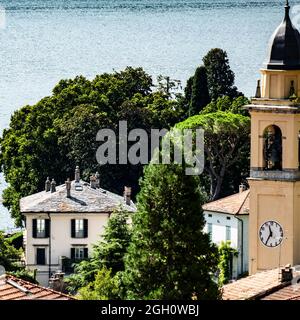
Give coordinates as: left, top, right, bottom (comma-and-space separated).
269, 225, 273, 237
265, 225, 273, 245
266, 233, 271, 245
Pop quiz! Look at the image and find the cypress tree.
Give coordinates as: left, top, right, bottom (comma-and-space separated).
123, 162, 220, 300
203, 48, 238, 100
190, 66, 210, 115
93, 209, 131, 274
184, 75, 194, 106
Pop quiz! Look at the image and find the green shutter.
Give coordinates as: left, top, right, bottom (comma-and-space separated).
71, 248, 75, 260
84, 248, 88, 259
71, 219, 75, 238
32, 219, 37, 238
45, 219, 50, 238
84, 219, 88, 238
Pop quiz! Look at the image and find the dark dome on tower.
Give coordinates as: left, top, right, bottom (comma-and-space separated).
264, 1, 300, 70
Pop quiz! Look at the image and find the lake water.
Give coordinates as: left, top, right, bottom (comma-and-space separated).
0, 0, 291, 230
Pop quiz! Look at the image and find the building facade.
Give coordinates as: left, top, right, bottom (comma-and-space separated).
203, 188, 249, 279
21, 167, 136, 286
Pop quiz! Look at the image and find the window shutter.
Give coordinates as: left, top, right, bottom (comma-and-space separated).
71, 219, 75, 238
84, 248, 88, 259
32, 219, 37, 238
45, 219, 50, 238
84, 219, 88, 238
71, 248, 75, 260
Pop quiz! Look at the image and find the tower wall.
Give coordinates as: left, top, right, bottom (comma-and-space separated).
248, 179, 300, 274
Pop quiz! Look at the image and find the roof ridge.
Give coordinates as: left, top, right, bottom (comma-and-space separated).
202, 190, 250, 215
6, 275, 75, 299
236, 190, 250, 215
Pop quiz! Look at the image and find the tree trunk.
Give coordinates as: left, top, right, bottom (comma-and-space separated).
211, 164, 226, 201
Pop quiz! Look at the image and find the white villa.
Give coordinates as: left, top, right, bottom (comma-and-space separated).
203, 186, 249, 280
21, 167, 136, 286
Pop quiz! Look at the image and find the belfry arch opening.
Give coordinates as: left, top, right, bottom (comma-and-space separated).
263, 125, 282, 170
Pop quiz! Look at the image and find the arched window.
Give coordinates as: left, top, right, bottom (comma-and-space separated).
263, 125, 282, 170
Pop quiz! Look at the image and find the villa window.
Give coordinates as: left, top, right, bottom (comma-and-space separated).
226, 226, 231, 241
207, 223, 213, 240
71, 247, 88, 261
71, 219, 88, 238
36, 248, 46, 265
32, 219, 50, 238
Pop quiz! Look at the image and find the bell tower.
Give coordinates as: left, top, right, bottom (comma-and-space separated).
248, 0, 300, 274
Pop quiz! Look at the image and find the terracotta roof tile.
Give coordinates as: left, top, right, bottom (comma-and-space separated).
223, 268, 300, 300
0, 275, 74, 300
262, 281, 300, 300
222, 269, 285, 300
202, 190, 250, 215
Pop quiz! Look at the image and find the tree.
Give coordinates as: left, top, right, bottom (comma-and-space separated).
78, 268, 120, 300
176, 111, 250, 200
0, 232, 22, 271
8, 269, 38, 284
0, 67, 184, 226
189, 66, 210, 116
122, 162, 220, 300
93, 209, 131, 274
184, 76, 194, 105
201, 96, 249, 116
156, 75, 182, 99
0, 232, 38, 283
218, 241, 238, 286
203, 48, 240, 100
65, 209, 131, 294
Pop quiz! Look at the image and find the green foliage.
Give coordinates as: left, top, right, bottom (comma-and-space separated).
6, 231, 23, 250
201, 96, 249, 115
65, 209, 131, 295
184, 76, 194, 105
122, 162, 220, 300
0, 232, 22, 271
78, 268, 120, 300
156, 75, 182, 99
0, 67, 184, 226
8, 269, 38, 284
203, 48, 240, 100
189, 66, 210, 116
218, 241, 238, 286
176, 111, 250, 200
93, 209, 131, 274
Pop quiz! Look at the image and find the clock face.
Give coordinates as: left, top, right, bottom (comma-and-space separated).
259, 220, 283, 248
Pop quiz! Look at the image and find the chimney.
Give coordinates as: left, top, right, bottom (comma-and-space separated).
239, 184, 246, 193
124, 186, 132, 205
90, 175, 97, 189
66, 178, 71, 198
75, 166, 80, 182
45, 177, 51, 192
281, 264, 293, 283
95, 171, 100, 188
49, 271, 65, 292
51, 179, 56, 193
